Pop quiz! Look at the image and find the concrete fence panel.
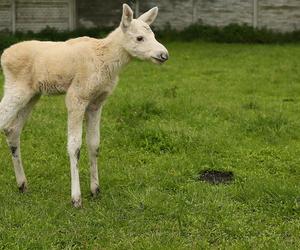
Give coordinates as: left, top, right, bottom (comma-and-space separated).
0, 0, 299, 33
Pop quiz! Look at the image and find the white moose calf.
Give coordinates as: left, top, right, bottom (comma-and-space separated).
0, 4, 168, 208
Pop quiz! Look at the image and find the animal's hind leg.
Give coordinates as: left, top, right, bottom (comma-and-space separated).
4, 95, 40, 192
0, 87, 34, 130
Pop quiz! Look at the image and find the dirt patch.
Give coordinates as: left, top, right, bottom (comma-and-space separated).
199, 170, 234, 184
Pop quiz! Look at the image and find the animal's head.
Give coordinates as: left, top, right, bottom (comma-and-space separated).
120, 4, 169, 64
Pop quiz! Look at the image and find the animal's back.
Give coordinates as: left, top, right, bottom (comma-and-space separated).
1, 40, 59, 75
1, 37, 98, 94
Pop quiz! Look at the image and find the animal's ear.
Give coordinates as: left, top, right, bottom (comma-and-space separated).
138, 7, 158, 25
121, 4, 133, 31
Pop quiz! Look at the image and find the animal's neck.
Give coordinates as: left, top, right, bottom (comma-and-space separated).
99, 27, 131, 76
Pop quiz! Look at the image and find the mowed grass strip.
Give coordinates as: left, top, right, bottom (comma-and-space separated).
0, 42, 300, 249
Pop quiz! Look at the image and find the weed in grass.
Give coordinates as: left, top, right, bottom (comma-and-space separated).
242, 101, 260, 110
136, 128, 177, 154
116, 100, 164, 127
282, 98, 296, 102
242, 112, 298, 143
163, 86, 178, 98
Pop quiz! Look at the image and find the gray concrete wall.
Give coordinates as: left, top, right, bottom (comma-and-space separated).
258, 0, 300, 32
0, 0, 74, 33
140, 0, 195, 30
140, 0, 299, 32
140, 0, 253, 30
0, 0, 299, 33
0, 0, 12, 31
77, 0, 131, 28
16, 0, 70, 32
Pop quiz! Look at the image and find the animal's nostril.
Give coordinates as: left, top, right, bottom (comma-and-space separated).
160, 53, 169, 61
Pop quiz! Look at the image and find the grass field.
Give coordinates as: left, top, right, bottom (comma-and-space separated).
0, 42, 300, 249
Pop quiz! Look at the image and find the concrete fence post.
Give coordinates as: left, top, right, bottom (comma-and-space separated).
253, 0, 258, 28
11, 0, 16, 33
135, 0, 140, 18
69, 0, 76, 30
192, 0, 197, 23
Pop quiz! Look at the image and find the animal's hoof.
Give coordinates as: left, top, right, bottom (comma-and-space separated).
18, 182, 27, 193
71, 198, 82, 208
91, 186, 100, 198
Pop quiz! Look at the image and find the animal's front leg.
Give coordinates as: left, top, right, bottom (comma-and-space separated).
66, 94, 88, 208
86, 104, 103, 197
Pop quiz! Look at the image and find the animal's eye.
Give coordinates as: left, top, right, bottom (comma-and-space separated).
136, 36, 144, 42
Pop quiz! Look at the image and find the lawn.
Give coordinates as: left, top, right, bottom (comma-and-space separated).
0, 42, 300, 249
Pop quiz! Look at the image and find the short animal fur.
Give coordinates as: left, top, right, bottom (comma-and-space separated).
0, 4, 168, 207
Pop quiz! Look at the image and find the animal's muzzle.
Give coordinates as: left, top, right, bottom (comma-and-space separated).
153, 52, 169, 63
160, 52, 169, 62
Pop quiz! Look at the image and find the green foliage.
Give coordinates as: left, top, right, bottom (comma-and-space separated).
0, 43, 300, 249
156, 23, 300, 43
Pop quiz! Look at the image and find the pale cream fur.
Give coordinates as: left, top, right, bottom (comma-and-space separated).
0, 4, 168, 208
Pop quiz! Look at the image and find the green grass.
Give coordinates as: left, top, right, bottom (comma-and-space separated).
0, 42, 300, 249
